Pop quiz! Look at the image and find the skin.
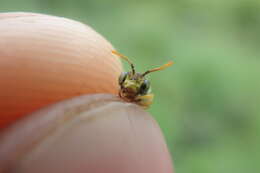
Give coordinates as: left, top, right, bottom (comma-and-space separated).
0, 94, 173, 173
0, 12, 121, 129
0, 12, 174, 173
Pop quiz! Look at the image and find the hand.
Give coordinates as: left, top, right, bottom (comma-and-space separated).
0, 12, 173, 173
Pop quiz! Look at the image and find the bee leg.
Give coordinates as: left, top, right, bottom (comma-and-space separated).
135, 94, 154, 108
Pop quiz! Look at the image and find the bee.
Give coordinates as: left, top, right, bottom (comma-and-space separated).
112, 50, 173, 108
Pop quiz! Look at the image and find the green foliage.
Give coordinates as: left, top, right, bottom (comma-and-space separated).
1, 0, 260, 172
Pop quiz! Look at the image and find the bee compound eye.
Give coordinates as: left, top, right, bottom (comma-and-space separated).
119, 72, 128, 84
140, 80, 150, 95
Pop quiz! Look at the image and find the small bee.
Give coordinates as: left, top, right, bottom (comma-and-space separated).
112, 50, 173, 108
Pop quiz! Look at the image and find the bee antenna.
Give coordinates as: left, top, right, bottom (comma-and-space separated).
142, 61, 174, 76
112, 50, 135, 74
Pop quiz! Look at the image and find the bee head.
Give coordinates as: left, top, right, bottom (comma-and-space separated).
112, 50, 173, 100
119, 72, 151, 97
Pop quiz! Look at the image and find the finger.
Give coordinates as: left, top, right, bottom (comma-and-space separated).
0, 94, 173, 173
0, 12, 122, 129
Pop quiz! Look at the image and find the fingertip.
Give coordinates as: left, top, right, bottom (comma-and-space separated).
0, 94, 173, 173
0, 12, 122, 129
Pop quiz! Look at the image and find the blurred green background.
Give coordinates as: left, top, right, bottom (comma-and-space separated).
1, 0, 260, 172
